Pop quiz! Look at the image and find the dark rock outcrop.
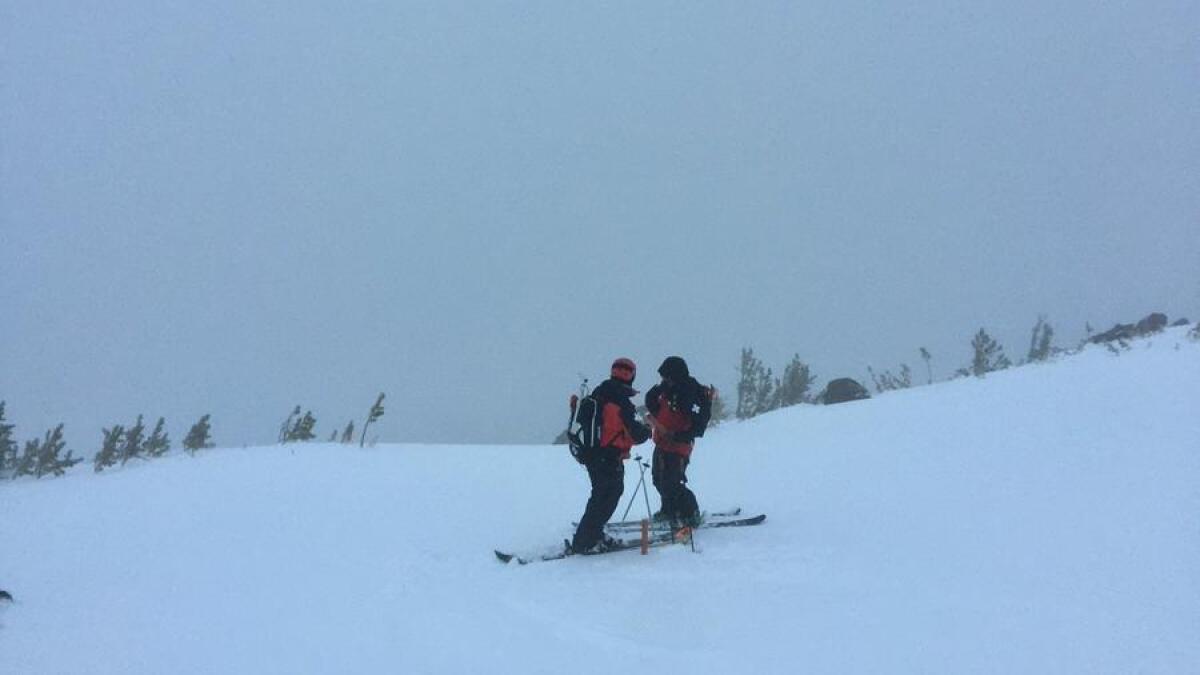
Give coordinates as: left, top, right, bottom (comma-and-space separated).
818, 378, 871, 405
1090, 312, 1170, 344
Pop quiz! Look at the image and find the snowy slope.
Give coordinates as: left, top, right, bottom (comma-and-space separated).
3, 329, 1198, 674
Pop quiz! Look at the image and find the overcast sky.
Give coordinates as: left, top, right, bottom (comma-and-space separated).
2, 1, 1197, 450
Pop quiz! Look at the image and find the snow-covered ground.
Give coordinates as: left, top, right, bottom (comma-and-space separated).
4, 328, 1198, 674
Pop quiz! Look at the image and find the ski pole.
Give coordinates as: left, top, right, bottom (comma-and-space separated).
639, 457, 653, 521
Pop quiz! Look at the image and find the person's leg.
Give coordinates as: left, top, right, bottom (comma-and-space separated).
674, 456, 699, 525
658, 452, 685, 522
651, 447, 673, 519
594, 459, 625, 542
572, 451, 624, 551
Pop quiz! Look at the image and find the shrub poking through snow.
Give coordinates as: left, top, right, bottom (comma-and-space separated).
868, 364, 912, 393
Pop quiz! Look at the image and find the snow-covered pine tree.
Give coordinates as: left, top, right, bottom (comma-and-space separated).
919, 347, 933, 385
183, 414, 213, 454
340, 420, 355, 444
94, 425, 125, 472
970, 328, 1011, 377
144, 417, 170, 457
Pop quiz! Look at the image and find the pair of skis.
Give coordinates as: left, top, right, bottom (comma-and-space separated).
494, 529, 688, 565
597, 508, 762, 533
494, 508, 766, 565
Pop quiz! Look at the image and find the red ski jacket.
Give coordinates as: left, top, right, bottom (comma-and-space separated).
592, 378, 651, 460
645, 379, 712, 458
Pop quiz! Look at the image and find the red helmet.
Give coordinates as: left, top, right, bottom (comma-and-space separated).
610, 357, 636, 384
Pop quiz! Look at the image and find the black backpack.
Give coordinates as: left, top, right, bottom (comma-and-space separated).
566, 387, 602, 465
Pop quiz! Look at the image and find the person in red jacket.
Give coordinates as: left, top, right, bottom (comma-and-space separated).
570, 358, 652, 554
645, 356, 712, 528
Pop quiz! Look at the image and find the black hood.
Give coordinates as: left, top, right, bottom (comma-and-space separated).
657, 356, 689, 381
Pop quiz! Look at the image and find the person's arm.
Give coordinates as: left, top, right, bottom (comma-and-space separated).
644, 385, 662, 416
620, 399, 651, 444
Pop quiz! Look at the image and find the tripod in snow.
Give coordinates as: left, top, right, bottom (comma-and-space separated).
617, 454, 698, 552
618, 454, 654, 523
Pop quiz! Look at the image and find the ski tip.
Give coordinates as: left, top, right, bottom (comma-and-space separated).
494, 550, 515, 564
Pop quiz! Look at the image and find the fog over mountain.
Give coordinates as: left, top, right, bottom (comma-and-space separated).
3, 2, 1197, 447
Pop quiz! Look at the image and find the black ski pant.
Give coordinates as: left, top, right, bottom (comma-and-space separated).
572, 449, 625, 552
652, 448, 698, 523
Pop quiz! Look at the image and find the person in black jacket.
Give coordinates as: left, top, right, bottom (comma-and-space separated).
570, 358, 652, 554
645, 356, 712, 528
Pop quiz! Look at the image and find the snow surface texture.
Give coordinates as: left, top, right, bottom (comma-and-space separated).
3, 329, 1198, 674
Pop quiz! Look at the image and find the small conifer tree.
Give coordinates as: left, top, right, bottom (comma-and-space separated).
279, 406, 300, 443
183, 414, 213, 454
30, 424, 79, 478
1026, 316, 1055, 363
280, 406, 318, 443
775, 355, 816, 407
753, 366, 776, 417
144, 417, 170, 457
360, 393, 386, 448
970, 328, 1011, 377
94, 425, 125, 472
297, 411, 317, 441
340, 420, 355, 444
13, 438, 39, 478
736, 348, 761, 420
0, 402, 16, 477
120, 415, 147, 465
919, 347, 933, 385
